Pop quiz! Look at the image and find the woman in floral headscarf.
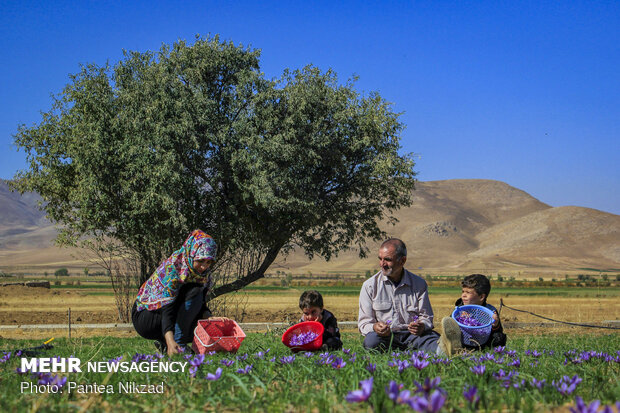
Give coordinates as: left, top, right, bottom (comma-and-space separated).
132, 229, 218, 356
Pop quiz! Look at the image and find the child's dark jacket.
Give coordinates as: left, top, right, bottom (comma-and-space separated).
455, 298, 507, 350
299, 309, 342, 351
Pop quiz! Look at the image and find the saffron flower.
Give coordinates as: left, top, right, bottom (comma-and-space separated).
288, 331, 319, 346
385, 381, 404, 402
569, 396, 601, 413
463, 385, 479, 405
470, 364, 486, 375
456, 314, 483, 326
413, 377, 442, 396
411, 358, 429, 371
397, 360, 411, 373
205, 367, 222, 381
236, 364, 253, 374
530, 378, 546, 389
345, 377, 373, 403
107, 356, 123, 364
365, 363, 376, 373
220, 359, 235, 367
408, 390, 446, 413
553, 375, 582, 396
280, 355, 296, 365
331, 357, 346, 369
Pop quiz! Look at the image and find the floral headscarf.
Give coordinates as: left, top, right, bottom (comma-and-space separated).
135, 230, 217, 311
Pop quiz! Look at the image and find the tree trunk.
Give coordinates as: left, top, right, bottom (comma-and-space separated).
208, 241, 285, 300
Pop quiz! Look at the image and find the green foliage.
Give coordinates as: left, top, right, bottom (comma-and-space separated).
54, 268, 69, 277
12, 35, 416, 295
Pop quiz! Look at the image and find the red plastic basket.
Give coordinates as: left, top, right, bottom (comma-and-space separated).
192, 318, 246, 354
281, 321, 324, 352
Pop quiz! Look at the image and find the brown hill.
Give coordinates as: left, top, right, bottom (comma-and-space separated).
276, 180, 619, 275
1, 179, 618, 276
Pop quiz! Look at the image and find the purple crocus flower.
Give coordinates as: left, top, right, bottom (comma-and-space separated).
569, 396, 600, 413
411, 358, 429, 371
280, 355, 296, 365
331, 357, 346, 369
190, 354, 205, 367
345, 377, 373, 403
365, 363, 377, 373
553, 375, 582, 396
530, 378, 546, 389
107, 356, 123, 364
220, 359, 235, 367
1, 352, 12, 363
236, 364, 253, 374
385, 381, 404, 402
205, 367, 222, 381
52, 375, 67, 389
396, 360, 411, 373
37, 373, 54, 385
408, 390, 446, 413
470, 364, 486, 375
343, 348, 352, 355
463, 385, 479, 404
303, 352, 314, 358
288, 331, 319, 346
413, 377, 442, 396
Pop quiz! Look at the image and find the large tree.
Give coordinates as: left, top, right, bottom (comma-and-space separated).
13, 36, 416, 301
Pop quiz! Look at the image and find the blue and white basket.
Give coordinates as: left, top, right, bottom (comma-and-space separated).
452, 305, 494, 346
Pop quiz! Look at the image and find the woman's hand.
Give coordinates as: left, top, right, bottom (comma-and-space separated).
164, 331, 182, 356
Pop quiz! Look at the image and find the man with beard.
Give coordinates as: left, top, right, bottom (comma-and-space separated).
357, 238, 461, 355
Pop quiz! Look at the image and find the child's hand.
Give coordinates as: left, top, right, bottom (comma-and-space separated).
492, 311, 500, 328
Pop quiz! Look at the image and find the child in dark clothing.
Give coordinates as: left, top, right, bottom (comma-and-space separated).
299, 290, 343, 351
455, 274, 507, 350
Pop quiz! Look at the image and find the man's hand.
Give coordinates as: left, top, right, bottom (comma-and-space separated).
373, 321, 391, 337
407, 320, 425, 336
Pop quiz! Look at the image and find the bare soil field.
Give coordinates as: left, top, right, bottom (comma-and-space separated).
1, 285, 618, 340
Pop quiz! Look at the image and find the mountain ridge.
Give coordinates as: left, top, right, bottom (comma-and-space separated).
1, 178, 618, 275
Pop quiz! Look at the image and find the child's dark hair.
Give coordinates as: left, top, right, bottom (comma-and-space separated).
299, 290, 323, 310
462, 274, 491, 303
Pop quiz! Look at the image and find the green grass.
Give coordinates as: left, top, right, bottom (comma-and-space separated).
1, 333, 618, 412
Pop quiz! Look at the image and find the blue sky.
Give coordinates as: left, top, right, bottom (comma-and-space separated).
1, 1, 619, 214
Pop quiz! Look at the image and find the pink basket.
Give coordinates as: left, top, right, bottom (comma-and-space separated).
281, 321, 324, 352
192, 318, 246, 354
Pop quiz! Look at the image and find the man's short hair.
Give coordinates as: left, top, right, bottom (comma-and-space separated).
380, 238, 407, 258
299, 290, 324, 310
461, 274, 491, 299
